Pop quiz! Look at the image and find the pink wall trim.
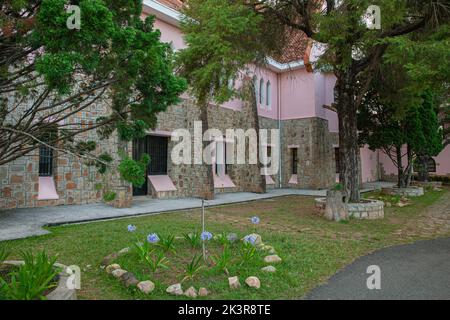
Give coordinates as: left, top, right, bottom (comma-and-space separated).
289, 174, 298, 184
38, 177, 59, 200
148, 129, 173, 137
148, 175, 177, 192
265, 175, 275, 185
288, 145, 300, 149
214, 174, 236, 189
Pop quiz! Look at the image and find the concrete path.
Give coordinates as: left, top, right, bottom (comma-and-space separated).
305, 237, 450, 300
0, 182, 391, 241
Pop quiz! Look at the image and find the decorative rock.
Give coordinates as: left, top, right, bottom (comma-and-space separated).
241, 233, 262, 245
268, 248, 276, 254
166, 283, 184, 296
228, 276, 241, 289
184, 287, 198, 298
111, 269, 127, 278
245, 276, 261, 289
121, 272, 139, 287
101, 252, 119, 266
105, 264, 121, 274
261, 266, 277, 273
264, 255, 282, 264
137, 281, 155, 294
227, 233, 239, 242
198, 287, 209, 297
118, 247, 130, 255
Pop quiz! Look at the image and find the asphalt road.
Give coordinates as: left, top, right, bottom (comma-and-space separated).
305, 237, 450, 300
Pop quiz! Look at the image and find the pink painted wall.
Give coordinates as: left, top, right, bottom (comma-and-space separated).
252, 67, 279, 119
280, 69, 316, 120
360, 146, 379, 183
433, 145, 450, 176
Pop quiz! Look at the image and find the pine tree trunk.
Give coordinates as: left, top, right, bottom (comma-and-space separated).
396, 145, 406, 188
337, 75, 360, 203
199, 102, 215, 200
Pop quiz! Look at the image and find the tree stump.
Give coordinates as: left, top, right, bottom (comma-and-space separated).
324, 190, 349, 222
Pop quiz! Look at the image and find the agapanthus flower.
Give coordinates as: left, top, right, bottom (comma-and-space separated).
127, 225, 137, 232
200, 231, 213, 241
243, 234, 257, 246
251, 216, 260, 225
147, 233, 160, 244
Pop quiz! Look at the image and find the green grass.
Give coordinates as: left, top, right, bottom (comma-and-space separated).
0, 188, 448, 300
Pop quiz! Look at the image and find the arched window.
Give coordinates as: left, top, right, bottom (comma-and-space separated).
266, 81, 271, 109
259, 78, 265, 105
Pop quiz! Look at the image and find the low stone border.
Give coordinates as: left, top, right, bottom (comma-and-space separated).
315, 198, 384, 220
382, 186, 424, 197
2, 261, 77, 300
411, 181, 443, 188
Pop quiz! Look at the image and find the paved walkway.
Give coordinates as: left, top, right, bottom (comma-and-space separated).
305, 237, 450, 300
0, 182, 391, 241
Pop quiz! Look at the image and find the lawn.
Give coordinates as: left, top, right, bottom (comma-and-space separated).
1, 188, 448, 300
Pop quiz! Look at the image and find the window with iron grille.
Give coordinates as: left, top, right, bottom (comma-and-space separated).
292, 148, 298, 175
39, 145, 54, 176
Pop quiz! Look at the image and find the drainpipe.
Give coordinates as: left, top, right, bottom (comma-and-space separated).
278, 73, 282, 188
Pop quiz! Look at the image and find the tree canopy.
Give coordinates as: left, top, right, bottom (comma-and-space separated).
0, 0, 186, 167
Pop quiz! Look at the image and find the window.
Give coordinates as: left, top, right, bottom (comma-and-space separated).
414, 156, 437, 173
38, 127, 57, 177
215, 140, 229, 176
39, 145, 54, 177
259, 78, 265, 105
335, 148, 340, 173
292, 148, 298, 175
266, 81, 271, 109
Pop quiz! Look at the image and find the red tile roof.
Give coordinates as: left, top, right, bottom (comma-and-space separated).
157, 0, 184, 10
154, 0, 310, 64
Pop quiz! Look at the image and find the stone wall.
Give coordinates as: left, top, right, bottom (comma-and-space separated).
0, 102, 131, 209
1, 95, 339, 209
281, 118, 335, 189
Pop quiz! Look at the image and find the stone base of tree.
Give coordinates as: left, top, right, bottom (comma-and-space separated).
315, 198, 384, 220
382, 186, 424, 197
2, 261, 77, 300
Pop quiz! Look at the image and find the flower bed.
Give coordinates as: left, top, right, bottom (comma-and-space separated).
100, 217, 282, 298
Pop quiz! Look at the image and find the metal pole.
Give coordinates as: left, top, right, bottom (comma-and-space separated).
202, 200, 206, 261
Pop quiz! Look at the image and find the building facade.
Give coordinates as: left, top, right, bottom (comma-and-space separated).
0, 0, 449, 210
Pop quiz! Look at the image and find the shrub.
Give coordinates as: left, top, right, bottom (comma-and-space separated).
182, 255, 205, 283
211, 246, 232, 275
133, 241, 154, 263
0, 246, 10, 263
159, 235, 176, 254
146, 251, 169, 273
239, 242, 258, 266
0, 251, 60, 300
118, 154, 150, 187
183, 232, 202, 248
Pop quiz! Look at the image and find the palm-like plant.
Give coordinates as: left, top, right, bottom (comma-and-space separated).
182, 255, 205, 283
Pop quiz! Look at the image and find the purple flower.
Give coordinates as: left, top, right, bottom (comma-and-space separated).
243, 235, 257, 246
147, 233, 160, 244
127, 225, 137, 232
201, 231, 213, 241
251, 216, 260, 225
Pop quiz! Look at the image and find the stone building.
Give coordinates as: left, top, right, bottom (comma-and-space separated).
1, 0, 449, 210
